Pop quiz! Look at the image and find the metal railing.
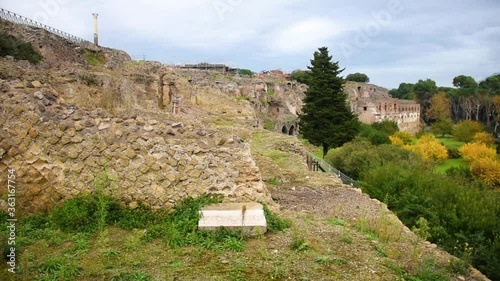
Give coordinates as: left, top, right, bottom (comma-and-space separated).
0, 8, 96, 50
307, 152, 359, 188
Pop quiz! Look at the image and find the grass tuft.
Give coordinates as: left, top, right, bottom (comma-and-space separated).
262, 204, 292, 233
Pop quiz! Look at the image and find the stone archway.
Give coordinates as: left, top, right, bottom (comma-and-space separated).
289, 125, 295, 136
281, 126, 288, 134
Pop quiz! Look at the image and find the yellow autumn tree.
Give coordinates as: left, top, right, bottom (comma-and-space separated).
426, 91, 451, 121
459, 142, 497, 163
470, 158, 500, 187
472, 132, 495, 146
404, 134, 448, 160
390, 131, 414, 147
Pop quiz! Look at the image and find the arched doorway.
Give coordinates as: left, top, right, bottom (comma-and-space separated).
281, 126, 288, 134
289, 125, 295, 136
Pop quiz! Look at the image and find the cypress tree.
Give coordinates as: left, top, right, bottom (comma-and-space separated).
299, 47, 360, 158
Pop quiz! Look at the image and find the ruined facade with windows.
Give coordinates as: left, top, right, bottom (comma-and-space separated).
181, 63, 238, 75
345, 82, 421, 133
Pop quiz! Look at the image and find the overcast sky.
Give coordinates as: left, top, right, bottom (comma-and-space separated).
2, 0, 499, 89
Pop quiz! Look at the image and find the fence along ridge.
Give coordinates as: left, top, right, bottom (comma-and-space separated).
0, 7, 96, 50
307, 152, 359, 188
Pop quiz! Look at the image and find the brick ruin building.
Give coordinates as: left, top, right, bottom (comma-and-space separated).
181, 63, 238, 75
345, 82, 421, 133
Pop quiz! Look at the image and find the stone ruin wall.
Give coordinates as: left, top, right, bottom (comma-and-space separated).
345, 83, 421, 133
0, 69, 272, 215
177, 69, 306, 135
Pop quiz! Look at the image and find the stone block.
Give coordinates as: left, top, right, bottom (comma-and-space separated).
29, 128, 39, 138
31, 80, 43, 88
198, 203, 267, 236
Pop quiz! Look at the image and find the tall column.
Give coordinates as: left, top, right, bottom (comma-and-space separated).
92, 13, 98, 46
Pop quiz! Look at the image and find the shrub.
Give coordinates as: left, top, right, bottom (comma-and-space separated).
238, 69, 253, 76
459, 142, 497, 163
390, 131, 414, 146
445, 166, 474, 180
346, 72, 370, 83
453, 121, 484, 142
52, 194, 122, 233
446, 146, 461, 159
358, 125, 390, 145
411, 217, 431, 240
0, 32, 42, 63
405, 134, 448, 160
431, 118, 453, 137
470, 158, 500, 187
372, 119, 399, 135
413, 258, 448, 281
290, 69, 311, 85
52, 195, 99, 233
114, 203, 159, 230
326, 140, 377, 179
326, 140, 414, 180
472, 132, 495, 146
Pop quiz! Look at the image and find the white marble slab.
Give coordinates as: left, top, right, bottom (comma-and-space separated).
198, 203, 267, 236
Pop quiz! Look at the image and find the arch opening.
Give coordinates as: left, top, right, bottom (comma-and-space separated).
281, 126, 288, 134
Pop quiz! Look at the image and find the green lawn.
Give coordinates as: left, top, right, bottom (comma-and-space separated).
435, 137, 468, 173
437, 137, 466, 149
435, 158, 468, 173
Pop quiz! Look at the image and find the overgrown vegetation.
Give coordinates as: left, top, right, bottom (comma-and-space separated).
238, 69, 253, 76
84, 49, 106, 65
0, 32, 42, 63
345, 72, 370, 83
327, 138, 500, 280
262, 204, 292, 233
0, 175, 293, 279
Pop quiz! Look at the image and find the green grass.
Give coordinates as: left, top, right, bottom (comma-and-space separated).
437, 137, 466, 149
435, 158, 468, 173
84, 50, 106, 65
434, 137, 467, 173
326, 218, 346, 226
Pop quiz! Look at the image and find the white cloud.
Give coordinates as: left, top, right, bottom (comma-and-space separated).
266, 18, 348, 55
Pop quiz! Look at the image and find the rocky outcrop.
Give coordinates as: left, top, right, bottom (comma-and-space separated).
0, 19, 130, 69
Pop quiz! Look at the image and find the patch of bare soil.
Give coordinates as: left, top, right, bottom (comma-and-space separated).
271, 186, 386, 220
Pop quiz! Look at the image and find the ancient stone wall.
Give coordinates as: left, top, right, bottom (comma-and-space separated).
0, 76, 272, 214
345, 82, 421, 133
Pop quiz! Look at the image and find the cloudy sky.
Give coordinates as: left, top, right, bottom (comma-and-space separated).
2, 0, 499, 89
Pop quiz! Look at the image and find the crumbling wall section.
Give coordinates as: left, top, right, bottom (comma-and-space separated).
0, 78, 271, 214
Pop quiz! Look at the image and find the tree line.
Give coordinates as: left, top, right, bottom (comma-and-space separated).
390, 75, 500, 134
